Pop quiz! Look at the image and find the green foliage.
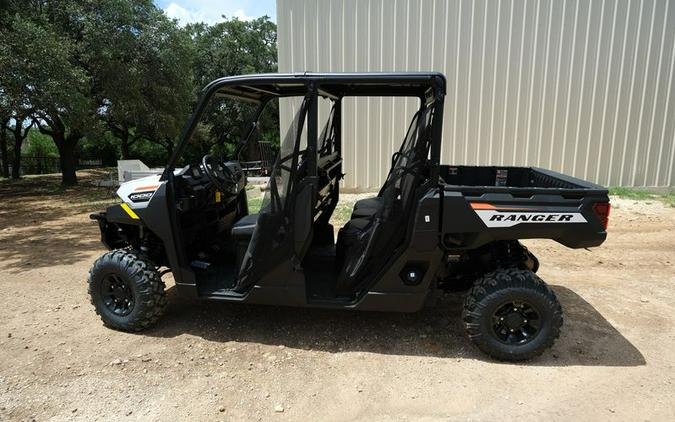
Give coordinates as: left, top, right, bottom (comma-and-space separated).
0, 0, 279, 184
98, 3, 196, 156
187, 17, 277, 87
128, 139, 174, 168
79, 132, 122, 167
0, 2, 95, 133
25, 129, 58, 157
184, 17, 279, 161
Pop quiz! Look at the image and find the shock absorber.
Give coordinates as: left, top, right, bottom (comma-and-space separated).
139, 228, 164, 265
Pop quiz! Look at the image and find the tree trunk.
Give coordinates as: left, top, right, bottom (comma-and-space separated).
120, 134, 129, 160
11, 132, 22, 179
163, 138, 174, 160
8, 116, 34, 179
41, 116, 81, 186
110, 125, 132, 160
0, 125, 8, 178
58, 144, 78, 186
55, 132, 80, 186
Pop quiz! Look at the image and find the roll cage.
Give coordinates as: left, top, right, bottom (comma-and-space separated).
162, 72, 447, 182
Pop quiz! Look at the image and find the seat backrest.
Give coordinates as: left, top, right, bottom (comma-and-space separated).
337, 103, 436, 292
235, 96, 315, 291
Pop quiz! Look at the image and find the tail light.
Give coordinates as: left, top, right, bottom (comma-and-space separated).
592, 202, 611, 230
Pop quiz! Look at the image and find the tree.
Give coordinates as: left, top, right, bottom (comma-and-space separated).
8, 116, 34, 179
0, 98, 10, 178
0, 13, 38, 179
0, 2, 280, 183
186, 17, 278, 159
0, 2, 94, 185
0, 55, 36, 179
100, 8, 195, 161
1, 0, 175, 184
0, 117, 9, 178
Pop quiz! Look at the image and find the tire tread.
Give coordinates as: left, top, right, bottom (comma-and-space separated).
462, 267, 563, 361
88, 249, 166, 332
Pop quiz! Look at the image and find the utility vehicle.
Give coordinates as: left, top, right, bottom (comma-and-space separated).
89, 72, 610, 361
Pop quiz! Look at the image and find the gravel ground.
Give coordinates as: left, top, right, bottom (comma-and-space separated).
0, 171, 674, 421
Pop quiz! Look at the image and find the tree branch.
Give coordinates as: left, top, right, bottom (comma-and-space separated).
20, 119, 35, 139
34, 119, 54, 137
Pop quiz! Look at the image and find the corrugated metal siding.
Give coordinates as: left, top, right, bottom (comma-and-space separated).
277, 0, 675, 189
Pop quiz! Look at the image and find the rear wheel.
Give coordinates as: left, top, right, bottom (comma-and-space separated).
462, 268, 562, 361
88, 250, 167, 332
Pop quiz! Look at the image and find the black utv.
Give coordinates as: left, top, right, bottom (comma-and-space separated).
89, 72, 610, 361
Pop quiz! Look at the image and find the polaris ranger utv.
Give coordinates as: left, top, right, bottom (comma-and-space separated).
89, 72, 610, 361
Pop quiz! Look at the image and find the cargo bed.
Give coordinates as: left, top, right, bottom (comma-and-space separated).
438, 166, 610, 249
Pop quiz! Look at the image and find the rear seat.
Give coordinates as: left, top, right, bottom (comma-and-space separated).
351, 196, 383, 218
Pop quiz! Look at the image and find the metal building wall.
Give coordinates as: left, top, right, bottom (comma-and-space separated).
277, 0, 675, 190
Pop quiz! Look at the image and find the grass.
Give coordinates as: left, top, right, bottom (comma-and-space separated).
609, 187, 675, 207
330, 202, 355, 228
245, 195, 355, 228
247, 196, 264, 213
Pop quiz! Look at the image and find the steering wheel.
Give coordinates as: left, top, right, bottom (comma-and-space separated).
201, 154, 236, 193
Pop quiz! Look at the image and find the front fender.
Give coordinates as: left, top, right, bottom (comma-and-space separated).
90, 206, 141, 250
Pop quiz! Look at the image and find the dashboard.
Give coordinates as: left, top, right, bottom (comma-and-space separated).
173, 160, 246, 217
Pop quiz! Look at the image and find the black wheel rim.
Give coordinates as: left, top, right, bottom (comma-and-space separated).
491, 301, 541, 345
101, 274, 135, 316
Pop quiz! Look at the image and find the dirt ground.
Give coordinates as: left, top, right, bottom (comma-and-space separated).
1, 171, 674, 421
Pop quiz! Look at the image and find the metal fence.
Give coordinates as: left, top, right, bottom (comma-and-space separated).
240, 142, 275, 176
277, 0, 675, 189
3, 156, 104, 176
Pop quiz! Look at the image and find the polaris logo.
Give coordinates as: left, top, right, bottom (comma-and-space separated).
128, 191, 155, 203
475, 210, 587, 228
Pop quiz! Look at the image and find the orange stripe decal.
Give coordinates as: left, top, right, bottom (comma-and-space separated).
471, 202, 532, 211
134, 185, 160, 192
470, 202, 497, 210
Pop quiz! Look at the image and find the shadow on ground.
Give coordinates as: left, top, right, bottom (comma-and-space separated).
145, 284, 645, 367
0, 171, 116, 273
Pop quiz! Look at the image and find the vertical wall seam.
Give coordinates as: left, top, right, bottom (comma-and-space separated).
442, 0, 450, 163
584, 0, 608, 180
548, 0, 570, 170
476, 0, 489, 165
631, 1, 668, 186
512, 0, 529, 166
559, 0, 580, 173
631, 0, 659, 186
452, 0, 462, 164
464, 0, 476, 164
618, 0, 646, 185
645, 0, 670, 186
524, 0, 542, 167
596, 0, 625, 184
571, 0, 593, 176
488, 0, 503, 164
536, 0, 556, 167
499, 0, 515, 166
655, 3, 675, 185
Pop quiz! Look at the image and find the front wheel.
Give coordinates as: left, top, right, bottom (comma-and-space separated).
462, 268, 562, 361
88, 250, 167, 332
